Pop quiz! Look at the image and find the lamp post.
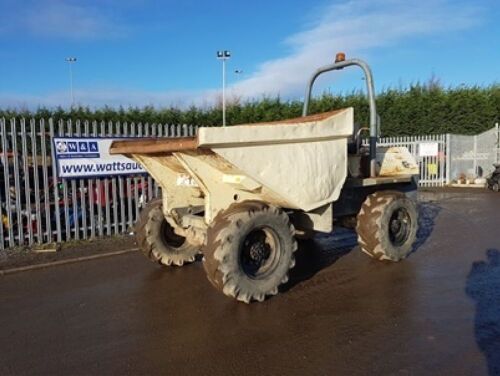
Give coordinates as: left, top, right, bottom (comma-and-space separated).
65, 57, 77, 107
216, 50, 231, 126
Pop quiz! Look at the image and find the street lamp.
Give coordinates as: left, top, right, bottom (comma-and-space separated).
216, 50, 231, 126
65, 57, 77, 107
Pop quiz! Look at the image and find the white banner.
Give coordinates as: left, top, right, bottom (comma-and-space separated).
419, 142, 439, 157
53, 137, 146, 178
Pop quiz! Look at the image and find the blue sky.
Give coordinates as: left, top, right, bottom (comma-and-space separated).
0, 0, 498, 109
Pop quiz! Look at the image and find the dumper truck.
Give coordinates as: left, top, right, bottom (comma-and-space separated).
110, 53, 419, 303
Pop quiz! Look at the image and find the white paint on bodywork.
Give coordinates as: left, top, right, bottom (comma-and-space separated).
199, 108, 354, 212
198, 108, 353, 148
132, 154, 204, 216
174, 151, 288, 223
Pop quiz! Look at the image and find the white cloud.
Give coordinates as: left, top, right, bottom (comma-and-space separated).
231, 0, 481, 99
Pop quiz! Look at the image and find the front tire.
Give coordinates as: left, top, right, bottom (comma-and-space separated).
203, 201, 297, 303
356, 191, 418, 261
136, 198, 200, 266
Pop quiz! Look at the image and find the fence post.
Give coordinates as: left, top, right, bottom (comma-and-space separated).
49, 118, 62, 243
11, 118, 24, 245
496, 122, 499, 165
20, 118, 33, 245
473, 134, 478, 178
445, 134, 451, 185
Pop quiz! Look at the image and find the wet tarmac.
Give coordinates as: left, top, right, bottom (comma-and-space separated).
0, 189, 499, 375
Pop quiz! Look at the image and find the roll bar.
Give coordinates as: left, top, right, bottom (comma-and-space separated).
302, 57, 378, 178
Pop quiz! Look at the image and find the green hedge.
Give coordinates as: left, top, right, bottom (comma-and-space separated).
1, 83, 498, 136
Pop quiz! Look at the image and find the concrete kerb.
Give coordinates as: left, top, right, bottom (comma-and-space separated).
0, 248, 138, 276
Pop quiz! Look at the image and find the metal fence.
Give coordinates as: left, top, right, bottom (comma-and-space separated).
0, 118, 197, 250
448, 124, 500, 181
0, 118, 498, 250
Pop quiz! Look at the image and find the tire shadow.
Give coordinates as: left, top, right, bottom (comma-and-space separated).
280, 227, 358, 292
282, 201, 440, 293
466, 249, 500, 376
412, 202, 441, 254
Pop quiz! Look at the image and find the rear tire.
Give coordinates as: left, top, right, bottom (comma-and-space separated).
492, 182, 500, 192
356, 191, 418, 261
203, 201, 297, 303
136, 198, 200, 266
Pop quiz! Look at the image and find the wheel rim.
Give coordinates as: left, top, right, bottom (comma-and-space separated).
160, 220, 186, 249
239, 227, 281, 279
388, 207, 411, 247
493, 183, 500, 192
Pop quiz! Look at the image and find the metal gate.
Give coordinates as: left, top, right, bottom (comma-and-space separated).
448, 124, 500, 182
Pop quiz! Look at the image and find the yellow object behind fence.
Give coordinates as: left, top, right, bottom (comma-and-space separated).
427, 163, 438, 176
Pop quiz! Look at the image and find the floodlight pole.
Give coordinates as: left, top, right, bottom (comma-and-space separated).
222, 58, 226, 126
65, 57, 77, 107
217, 50, 231, 126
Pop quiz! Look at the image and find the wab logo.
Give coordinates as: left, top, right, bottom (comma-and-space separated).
89, 142, 98, 152
79, 142, 88, 152
67, 142, 78, 153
